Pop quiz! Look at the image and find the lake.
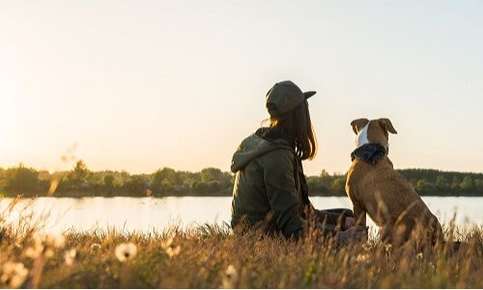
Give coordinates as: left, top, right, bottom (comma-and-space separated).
1, 196, 482, 235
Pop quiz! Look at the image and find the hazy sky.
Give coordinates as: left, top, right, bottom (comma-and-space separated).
1, 1, 483, 175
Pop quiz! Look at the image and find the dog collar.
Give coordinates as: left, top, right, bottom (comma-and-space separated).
351, 143, 387, 165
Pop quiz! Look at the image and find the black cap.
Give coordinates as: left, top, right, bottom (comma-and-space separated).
266, 80, 316, 117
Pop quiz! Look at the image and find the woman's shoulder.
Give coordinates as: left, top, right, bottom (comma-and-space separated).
255, 127, 292, 147
231, 130, 292, 173
258, 143, 296, 170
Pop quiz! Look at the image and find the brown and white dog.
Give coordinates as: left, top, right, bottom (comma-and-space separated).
345, 118, 442, 245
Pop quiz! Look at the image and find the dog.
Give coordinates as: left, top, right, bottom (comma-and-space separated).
345, 118, 442, 245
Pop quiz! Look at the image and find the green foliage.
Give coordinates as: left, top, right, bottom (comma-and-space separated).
0, 163, 482, 197
2, 164, 48, 194
124, 175, 148, 195
398, 169, 483, 196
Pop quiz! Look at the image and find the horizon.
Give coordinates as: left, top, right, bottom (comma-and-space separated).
2, 1, 483, 176
2, 161, 483, 176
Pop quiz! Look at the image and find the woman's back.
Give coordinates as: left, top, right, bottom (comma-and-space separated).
230, 129, 308, 237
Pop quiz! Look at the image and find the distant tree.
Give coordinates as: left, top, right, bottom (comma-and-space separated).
151, 167, 178, 195
60, 160, 91, 192
330, 177, 346, 196
103, 175, 115, 194
435, 176, 449, 190
415, 179, 436, 194
320, 169, 330, 177
123, 175, 147, 195
0, 167, 6, 191
475, 178, 483, 189
200, 168, 223, 183
306, 176, 326, 195
192, 181, 216, 195
4, 164, 42, 194
0, 164, 482, 197
72, 160, 89, 180
460, 176, 475, 192
450, 177, 461, 191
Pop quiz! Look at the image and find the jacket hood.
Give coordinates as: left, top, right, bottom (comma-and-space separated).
231, 132, 292, 173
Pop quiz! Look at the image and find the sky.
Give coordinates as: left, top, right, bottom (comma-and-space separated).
1, 0, 483, 175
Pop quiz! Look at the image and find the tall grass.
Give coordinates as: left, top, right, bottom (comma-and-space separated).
0, 201, 482, 288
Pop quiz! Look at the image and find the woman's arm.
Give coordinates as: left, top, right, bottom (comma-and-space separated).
262, 149, 306, 238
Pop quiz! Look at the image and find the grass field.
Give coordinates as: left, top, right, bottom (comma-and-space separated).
1, 201, 482, 288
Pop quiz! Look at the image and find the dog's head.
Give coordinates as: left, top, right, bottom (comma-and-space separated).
350, 118, 397, 151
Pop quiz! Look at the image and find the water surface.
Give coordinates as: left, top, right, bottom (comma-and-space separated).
1, 196, 481, 234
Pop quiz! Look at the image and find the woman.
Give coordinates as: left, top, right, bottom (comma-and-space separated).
230, 80, 364, 241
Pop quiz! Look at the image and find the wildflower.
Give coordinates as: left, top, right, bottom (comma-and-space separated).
45, 234, 65, 249
165, 245, 181, 258
161, 237, 181, 258
24, 234, 44, 259
384, 244, 392, 253
1, 262, 29, 288
32, 233, 43, 246
24, 233, 64, 259
24, 244, 44, 259
221, 264, 238, 289
90, 243, 101, 251
114, 242, 137, 262
416, 252, 423, 260
160, 237, 173, 249
44, 248, 55, 258
64, 248, 77, 266
355, 253, 370, 263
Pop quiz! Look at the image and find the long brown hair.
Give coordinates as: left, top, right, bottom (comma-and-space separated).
269, 100, 317, 160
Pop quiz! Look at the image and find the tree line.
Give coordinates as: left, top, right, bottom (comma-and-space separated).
0, 161, 482, 198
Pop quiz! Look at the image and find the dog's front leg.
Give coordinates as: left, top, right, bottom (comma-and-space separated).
353, 203, 367, 228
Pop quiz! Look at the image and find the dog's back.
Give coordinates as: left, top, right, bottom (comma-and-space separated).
347, 157, 442, 244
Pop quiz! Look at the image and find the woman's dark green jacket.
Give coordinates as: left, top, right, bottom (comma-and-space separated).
230, 128, 311, 238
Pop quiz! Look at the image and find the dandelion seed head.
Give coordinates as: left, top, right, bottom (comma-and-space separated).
25, 233, 65, 259
115, 242, 137, 262
32, 233, 43, 246
165, 245, 181, 258
225, 264, 237, 277
1, 262, 29, 289
160, 237, 174, 250
64, 248, 77, 266
355, 253, 370, 263
45, 234, 66, 249
221, 264, 238, 289
44, 249, 55, 258
24, 244, 44, 259
90, 243, 101, 251
384, 244, 393, 253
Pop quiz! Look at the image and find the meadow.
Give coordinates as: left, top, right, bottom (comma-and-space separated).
1, 199, 482, 288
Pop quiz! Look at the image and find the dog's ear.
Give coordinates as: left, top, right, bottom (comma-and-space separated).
378, 118, 397, 134
350, 118, 369, 134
